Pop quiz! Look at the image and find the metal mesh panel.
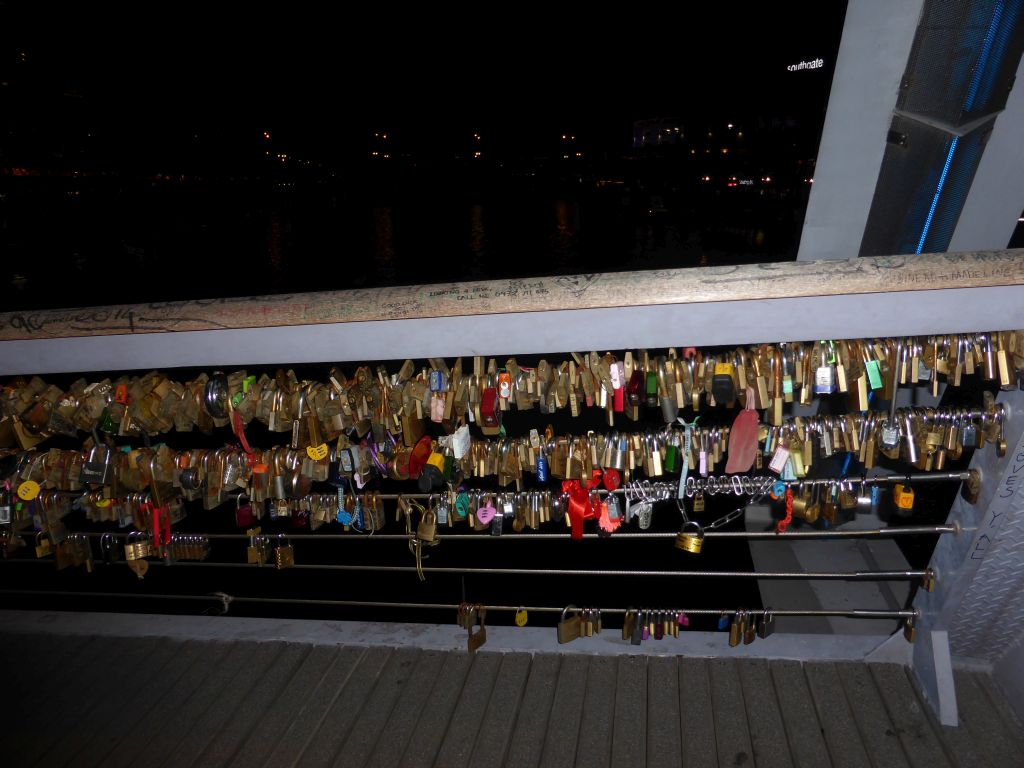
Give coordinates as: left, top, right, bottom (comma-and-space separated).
897, 0, 1024, 126
860, 116, 993, 256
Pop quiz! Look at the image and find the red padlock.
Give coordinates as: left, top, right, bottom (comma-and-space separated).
480, 387, 501, 428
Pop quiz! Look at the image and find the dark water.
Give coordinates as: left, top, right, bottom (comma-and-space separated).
0, 175, 808, 310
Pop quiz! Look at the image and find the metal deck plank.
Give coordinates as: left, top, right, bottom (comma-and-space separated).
13, 637, 155, 767
432, 652, 503, 768
37, 637, 186, 768
397, 652, 473, 768
364, 649, 448, 768
468, 653, 532, 768
611, 655, 647, 768
539, 654, 591, 768
647, 657, 682, 767
161, 641, 289, 768
770, 660, 833, 768
953, 669, 1024, 767
332, 648, 423, 768
193, 644, 311, 768
737, 658, 793, 768
678, 658, 717, 768
803, 662, 873, 768
503, 654, 561, 768
267, 646, 384, 768
708, 657, 753, 768
125, 641, 258, 768
101, 641, 236, 768
836, 662, 911, 768
224, 645, 344, 768
868, 664, 953, 768
575, 656, 617, 768
71, 640, 210, 768
973, 672, 1024, 756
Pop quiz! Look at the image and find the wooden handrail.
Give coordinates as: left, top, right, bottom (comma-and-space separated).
1, 249, 1022, 342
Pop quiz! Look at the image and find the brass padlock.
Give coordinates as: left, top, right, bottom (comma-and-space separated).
247, 534, 269, 565
962, 469, 982, 505
744, 611, 757, 644
274, 535, 295, 569
34, 531, 52, 558
675, 521, 705, 554
467, 605, 487, 653
729, 611, 743, 647
417, 508, 438, 543
903, 616, 917, 643
557, 605, 581, 644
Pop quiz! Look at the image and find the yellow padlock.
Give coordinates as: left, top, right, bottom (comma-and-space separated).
894, 483, 915, 511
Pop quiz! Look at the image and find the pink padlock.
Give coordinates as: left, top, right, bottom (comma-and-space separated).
476, 498, 497, 525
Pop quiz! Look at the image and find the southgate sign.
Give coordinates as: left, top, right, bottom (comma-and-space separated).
787, 58, 825, 72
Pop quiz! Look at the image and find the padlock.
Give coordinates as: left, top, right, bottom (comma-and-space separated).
467, 605, 487, 652
417, 451, 446, 493
879, 420, 901, 450
274, 535, 295, 569
675, 521, 704, 554
744, 612, 757, 644
557, 605, 582, 644
645, 370, 659, 408
429, 369, 447, 393
80, 443, 113, 485
497, 372, 512, 400
417, 508, 438, 543
893, 483, 915, 512
34, 531, 52, 558
235, 493, 256, 527
729, 610, 744, 647
814, 364, 836, 394
480, 387, 501, 428
903, 616, 917, 643
757, 608, 776, 639
711, 362, 736, 404
247, 534, 268, 565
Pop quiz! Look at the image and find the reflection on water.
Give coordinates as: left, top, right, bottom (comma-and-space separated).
549, 199, 580, 269
266, 211, 285, 273
0, 180, 803, 310
469, 204, 486, 260
372, 206, 396, 283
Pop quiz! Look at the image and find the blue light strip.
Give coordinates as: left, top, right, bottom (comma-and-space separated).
913, 1, 1010, 254
963, 1, 1005, 111
915, 136, 959, 254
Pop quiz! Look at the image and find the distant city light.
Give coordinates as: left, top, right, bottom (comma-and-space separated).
575, 152, 582, 157
727, 123, 734, 129
263, 131, 271, 140
473, 151, 481, 158
762, 176, 771, 183
721, 148, 729, 154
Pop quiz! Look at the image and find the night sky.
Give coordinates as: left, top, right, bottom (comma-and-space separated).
2, 2, 847, 167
